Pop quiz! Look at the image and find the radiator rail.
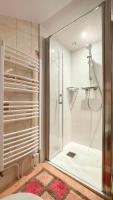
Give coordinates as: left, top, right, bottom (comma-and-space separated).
0, 40, 40, 172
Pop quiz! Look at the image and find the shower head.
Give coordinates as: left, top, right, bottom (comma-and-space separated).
86, 43, 92, 50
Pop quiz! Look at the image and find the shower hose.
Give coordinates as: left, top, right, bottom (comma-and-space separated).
86, 62, 102, 112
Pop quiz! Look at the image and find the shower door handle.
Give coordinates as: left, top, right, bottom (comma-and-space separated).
58, 94, 63, 104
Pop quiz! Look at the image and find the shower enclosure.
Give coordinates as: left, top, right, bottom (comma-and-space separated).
46, 0, 112, 198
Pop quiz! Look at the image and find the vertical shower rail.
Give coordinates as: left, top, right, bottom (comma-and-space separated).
0, 40, 40, 172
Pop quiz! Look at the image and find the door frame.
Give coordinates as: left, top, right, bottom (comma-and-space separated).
102, 0, 112, 197
45, 0, 113, 198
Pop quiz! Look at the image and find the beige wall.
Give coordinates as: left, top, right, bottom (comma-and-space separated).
0, 15, 39, 56
0, 15, 40, 192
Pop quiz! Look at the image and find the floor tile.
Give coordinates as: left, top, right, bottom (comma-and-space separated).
66, 191, 82, 200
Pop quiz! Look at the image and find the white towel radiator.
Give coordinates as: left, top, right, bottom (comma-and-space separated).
0, 40, 40, 172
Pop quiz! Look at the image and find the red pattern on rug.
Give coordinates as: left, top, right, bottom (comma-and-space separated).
48, 179, 68, 199
18, 169, 92, 200
23, 179, 43, 195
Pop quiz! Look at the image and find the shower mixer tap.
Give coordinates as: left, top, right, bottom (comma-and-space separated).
82, 86, 98, 91
82, 86, 98, 96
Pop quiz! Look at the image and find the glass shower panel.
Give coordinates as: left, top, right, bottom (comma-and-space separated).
48, 5, 104, 191
49, 39, 63, 159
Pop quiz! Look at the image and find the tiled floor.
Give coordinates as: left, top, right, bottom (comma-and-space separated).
0, 163, 104, 200
51, 142, 102, 190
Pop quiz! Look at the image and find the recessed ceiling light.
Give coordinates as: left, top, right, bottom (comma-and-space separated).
81, 32, 87, 39
51, 49, 55, 53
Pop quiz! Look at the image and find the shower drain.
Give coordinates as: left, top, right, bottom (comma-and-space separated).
66, 152, 76, 158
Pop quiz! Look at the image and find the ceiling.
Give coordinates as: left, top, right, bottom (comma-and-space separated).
52, 6, 102, 51
43, 0, 104, 35
0, 0, 112, 52
0, 0, 72, 23
0, 0, 112, 28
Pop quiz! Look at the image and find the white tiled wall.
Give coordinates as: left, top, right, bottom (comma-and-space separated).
71, 41, 102, 150
49, 40, 102, 153
62, 47, 71, 146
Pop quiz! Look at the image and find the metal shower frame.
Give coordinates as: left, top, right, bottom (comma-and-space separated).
45, 0, 113, 199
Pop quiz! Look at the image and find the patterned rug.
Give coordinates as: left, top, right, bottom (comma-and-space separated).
18, 169, 96, 200
19, 169, 89, 200
0, 163, 104, 200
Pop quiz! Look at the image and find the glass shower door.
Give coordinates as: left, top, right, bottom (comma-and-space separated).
49, 41, 63, 159
47, 0, 112, 197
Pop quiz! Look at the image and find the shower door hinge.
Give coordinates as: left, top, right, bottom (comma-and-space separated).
59, 94, 63, 104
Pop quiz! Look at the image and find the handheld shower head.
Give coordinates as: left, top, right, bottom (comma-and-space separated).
86, 43, 92, 50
